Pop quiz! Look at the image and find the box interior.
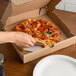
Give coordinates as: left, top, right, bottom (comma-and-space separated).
4, 8, 68, 54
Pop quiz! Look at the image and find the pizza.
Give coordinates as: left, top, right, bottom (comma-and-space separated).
14, 19, 61, 51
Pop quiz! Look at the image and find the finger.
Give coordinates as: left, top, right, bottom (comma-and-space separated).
23, 34, 35, 46
26, 34, 36, 44
20, 40, 34, 47
24, 45, 30, 48
18, 43, 31, 48
27, 41, 34, 46
29, 35, 36, 44
24, 37, 35, 46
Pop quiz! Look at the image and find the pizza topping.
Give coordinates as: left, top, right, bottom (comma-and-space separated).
30, 23, 32, 25
53, 27, 59, 31
23, 23, 28, 26
40, 19, 44, 23
51, 33, 58, 37
50, 26, 53, 28
28, 19, 31, 22
44, 22, 47, 25
19, 24, 25, 29
42, 36, 48, 40
26, 25, 30, 29
32, 33, 36, 36
32, 21, 38, 25
47, 32, 52, 34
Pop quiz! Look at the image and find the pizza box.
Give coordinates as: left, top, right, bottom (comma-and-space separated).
0, 0, 76, 63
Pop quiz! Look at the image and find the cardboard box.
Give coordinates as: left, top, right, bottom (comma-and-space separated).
0, 0, 76, 63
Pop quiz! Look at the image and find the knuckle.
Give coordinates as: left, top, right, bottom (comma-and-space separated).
31, 43, 34, 46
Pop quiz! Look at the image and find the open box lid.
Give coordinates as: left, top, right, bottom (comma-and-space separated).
4, 0, 61, 16
1, 0, 61, 29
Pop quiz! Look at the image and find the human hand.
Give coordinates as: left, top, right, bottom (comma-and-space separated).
13, 32, 36, 48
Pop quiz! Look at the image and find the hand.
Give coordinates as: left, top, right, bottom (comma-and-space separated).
13, 32, 36, 48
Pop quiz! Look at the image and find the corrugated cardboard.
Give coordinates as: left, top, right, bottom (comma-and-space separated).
1, 0, 76, 63
9, 0, 51, 16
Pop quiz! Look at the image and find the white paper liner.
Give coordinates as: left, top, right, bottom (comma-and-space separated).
26, 45, 42, 52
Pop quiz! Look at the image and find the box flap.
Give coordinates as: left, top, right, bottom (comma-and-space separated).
0, 0, 9, 19
1, 0, 61, 29
47, 0, 61, 12
8, 0, 61, 16
10, 0, 51, 16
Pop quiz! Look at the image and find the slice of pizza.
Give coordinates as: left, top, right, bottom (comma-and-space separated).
14, 19, 61, 51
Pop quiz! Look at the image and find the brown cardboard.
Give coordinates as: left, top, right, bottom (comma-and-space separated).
47, 12, 74, 37
1, 0, 60, 26
1, 8, 47, 31
10, 0, 51, 16
1, 0, 76, 63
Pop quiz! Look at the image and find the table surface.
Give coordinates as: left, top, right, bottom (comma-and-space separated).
0, 0, 76, 76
